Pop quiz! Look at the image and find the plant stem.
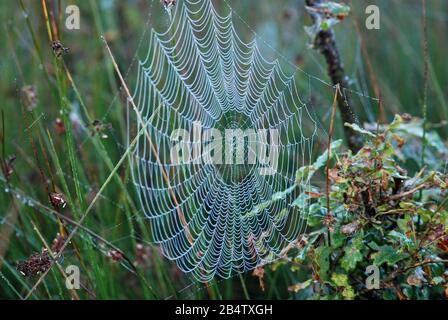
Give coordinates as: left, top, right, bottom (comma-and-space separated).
305, 0, 362, 152
418, 0, 429, 231
239, 274, 251, 300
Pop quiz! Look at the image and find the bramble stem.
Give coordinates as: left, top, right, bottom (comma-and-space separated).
305, 0, 362, 152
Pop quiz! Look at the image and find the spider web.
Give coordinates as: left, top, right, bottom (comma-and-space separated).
127, 0, 319, 282
0, 0, 383, 299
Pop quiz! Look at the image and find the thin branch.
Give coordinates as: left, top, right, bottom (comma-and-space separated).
305, 0, 362, 152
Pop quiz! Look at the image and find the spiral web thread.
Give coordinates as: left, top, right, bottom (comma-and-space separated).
127, 0, 319, 282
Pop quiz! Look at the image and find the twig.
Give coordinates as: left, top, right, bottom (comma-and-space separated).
418, 0, 429, 231
326, 84, 340, 216
305, 0, 362, 152
402, 259, 448, 273
323, 84, 340, 246
420, 0, 429, 170
388, 183, 428, 201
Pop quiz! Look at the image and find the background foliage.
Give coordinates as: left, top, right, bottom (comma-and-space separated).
0, 0, 447, 299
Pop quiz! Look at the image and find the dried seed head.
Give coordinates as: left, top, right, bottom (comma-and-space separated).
17, 250, 52, 277
51, 40, 70, 58
90, 120, 112, 139
54, 118, 65, 135
20, 85, 38, 111
49, 192, 67, 209
2, 155, 16, 179
323, 213, 335, 231
51, 233, 64, 254
108, 250, 124, 262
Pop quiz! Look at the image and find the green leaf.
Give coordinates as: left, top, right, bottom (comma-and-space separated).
344, 123, 376, 138
388, 230, 415, 250
383, 289, 397, 300
331, 273, 349, 287
331, 231, 346, 249
314, 139, 343, 169
432, 276, 444, 285
318, 2, 351, 16
374, 245, 409, 266
340, 234, 363, 271
296, 139, 342, 184
315, 246, 331, 281
397, 215, 411, 233
388, 114, 403, 131
341, 244, 363, 271
368, 241, 380, 251
320, 21, 330, 31
342, 287, 356, 300
331, 273, 355, 300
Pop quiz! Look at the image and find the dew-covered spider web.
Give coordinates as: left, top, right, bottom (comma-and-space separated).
0, 0, 386, 301
0, 0, 416, 301
127, 0, 320, 282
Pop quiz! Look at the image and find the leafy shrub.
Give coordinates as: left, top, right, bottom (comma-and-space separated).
270, 114, 448, 300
